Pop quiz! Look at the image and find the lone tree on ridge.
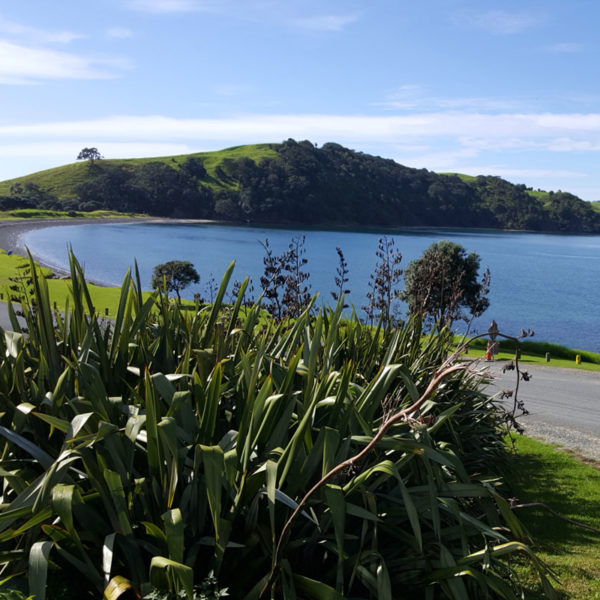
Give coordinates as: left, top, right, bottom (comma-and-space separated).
401, 240, 490, 329
77, 147, 103, 164
151, 260, 200, 301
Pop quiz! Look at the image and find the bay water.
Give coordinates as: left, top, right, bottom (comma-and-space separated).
21, 222, 600, 352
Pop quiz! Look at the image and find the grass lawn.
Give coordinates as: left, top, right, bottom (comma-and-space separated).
465, 347, 600, 372
506, 435, 600, 599
0, 250, 155, 317
460, 336, 600, 372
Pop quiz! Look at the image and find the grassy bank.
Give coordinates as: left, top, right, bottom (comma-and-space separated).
463, 337, 600, 371
506, 435, 600, 599
0, 249, 154, 318
0, 208, 141, 220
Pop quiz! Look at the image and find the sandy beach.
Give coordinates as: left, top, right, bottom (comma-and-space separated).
0, 217, 157, 279
0, 216, 217, 278
0, 217, 160, 256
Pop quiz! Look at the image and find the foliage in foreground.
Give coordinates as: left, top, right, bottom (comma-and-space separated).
0, 253, 555, 599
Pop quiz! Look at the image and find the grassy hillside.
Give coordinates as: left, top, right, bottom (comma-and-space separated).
0, 143, 279, 199
526, 189, 551, 201
440, 172, 478, 183
442, 172, 552, 200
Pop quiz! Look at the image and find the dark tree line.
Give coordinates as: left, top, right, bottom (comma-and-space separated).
206, 140, 600, 232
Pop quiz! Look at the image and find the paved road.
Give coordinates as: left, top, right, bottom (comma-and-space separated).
484, 360, 600, 460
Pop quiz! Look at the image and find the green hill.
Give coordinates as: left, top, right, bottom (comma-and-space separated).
1, 140, 598, 233
0, 143, 278, 199
439, 172, 478, 183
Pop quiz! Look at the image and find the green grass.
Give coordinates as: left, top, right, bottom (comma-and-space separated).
440, 173, 552, 201
0, 250, 155, 317
0, 144, 279, 199
0, 209, 142, 220
527, 189, 551, 200
463, 337, 600, 371
439, 172, 479, 182
505, 435, 600, 599
591, 201, 600, 213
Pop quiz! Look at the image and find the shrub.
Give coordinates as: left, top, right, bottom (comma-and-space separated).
0, 252, 553, 599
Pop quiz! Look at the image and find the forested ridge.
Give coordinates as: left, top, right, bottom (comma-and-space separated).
1, 138, 599, 232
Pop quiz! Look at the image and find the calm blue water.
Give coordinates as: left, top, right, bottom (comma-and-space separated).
20, 222, 600, 352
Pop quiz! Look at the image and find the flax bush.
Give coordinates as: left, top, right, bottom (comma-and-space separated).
0, 252, 554, 600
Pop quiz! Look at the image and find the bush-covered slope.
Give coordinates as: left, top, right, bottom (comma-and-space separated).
1, 139, 598, 232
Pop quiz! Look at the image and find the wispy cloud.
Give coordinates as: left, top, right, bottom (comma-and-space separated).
460, 166, 585, 180
0, 141, 192, 159
4, 111, 600, 143
0, 40, 131, 84
544, 42, 584, 53
125, 0, 219, 13
375, 85, 523, 112
106, 27, 134, 39
0, 17, 84, 44
292, 13, 359, 32
458, 10, 543, 35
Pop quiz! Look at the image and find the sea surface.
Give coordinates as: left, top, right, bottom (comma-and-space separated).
21, 222, 600, 352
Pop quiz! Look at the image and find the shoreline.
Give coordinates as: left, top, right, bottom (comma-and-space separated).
0, 216, 217, 283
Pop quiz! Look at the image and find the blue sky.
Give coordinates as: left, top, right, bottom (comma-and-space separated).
2, 0, 600, 199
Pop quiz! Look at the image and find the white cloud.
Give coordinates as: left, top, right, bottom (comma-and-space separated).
459, 10, 542, 35
5, 112, 600, 143
292, 13, 359, 32
0, 40, 131, 84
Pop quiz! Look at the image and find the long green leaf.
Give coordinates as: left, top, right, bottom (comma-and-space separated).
29, 540, 53, 600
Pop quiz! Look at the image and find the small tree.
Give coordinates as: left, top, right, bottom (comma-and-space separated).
363, 236, 403, 325
401, 240, 490, 329
259, 239, 286, 319
151, 260, 200, 301
281, 235, 311, 319
259, 236, 312, 320
330, 247, 350, 308
77, 147, 103, 164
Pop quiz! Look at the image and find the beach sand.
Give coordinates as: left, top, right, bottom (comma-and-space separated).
0, 216, 215, 279
0, 217, 156, 278
0, 217, 156, 255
